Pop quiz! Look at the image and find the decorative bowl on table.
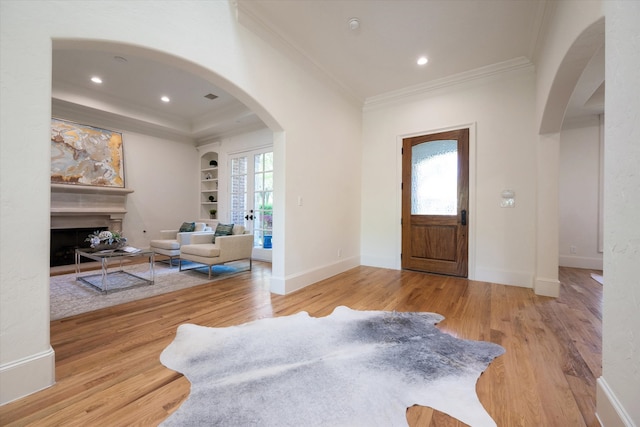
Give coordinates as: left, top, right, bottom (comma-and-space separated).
85, 230, 127, 252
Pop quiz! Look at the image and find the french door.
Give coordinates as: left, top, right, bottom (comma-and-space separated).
401, 128, 469, 277
229, 148, 273, 255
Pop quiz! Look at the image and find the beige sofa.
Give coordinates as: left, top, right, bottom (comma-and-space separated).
149, 221, 215, 267
179, 225, 254, 278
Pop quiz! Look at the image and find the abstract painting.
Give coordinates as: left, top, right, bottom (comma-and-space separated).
51, 118, 124, 187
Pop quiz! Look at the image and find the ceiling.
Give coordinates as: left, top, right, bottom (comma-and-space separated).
52, 48, 265, 144
51, 0, 603, 143
237, 0, 546, 101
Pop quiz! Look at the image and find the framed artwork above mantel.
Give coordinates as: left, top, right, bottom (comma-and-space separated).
51, 118, 125, 188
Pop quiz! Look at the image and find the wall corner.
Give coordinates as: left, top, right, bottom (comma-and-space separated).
596, 377, 636, 427
534, 277, 560, 297
0, 347, 55, 406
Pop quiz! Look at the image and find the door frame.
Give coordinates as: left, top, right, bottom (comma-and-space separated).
228, 144, 274, 263
395, 123, 477, 278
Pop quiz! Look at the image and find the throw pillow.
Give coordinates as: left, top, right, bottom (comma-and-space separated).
179, 222, 196, 232
212, 223, 234, 243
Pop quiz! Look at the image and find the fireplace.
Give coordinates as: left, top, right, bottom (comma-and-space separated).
50, 184, 133, 266
50, 227, 107, 266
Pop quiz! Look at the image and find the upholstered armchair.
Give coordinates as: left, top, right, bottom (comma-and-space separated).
179, 225, 253, 278
149, 221, 216, 267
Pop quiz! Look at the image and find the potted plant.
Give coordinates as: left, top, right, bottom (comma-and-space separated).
209, 209, 217, 219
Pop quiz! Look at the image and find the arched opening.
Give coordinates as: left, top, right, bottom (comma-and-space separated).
535, 17, 605, 297
49, 39, 285, 306
539, 19, 605, 135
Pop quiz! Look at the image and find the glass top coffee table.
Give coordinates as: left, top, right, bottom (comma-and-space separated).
75, 248, 155, 294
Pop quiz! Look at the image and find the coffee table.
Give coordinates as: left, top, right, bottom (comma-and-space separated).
75, 249, 155, 294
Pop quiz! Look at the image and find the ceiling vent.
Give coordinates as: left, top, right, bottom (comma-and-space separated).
204, 93, 218, 100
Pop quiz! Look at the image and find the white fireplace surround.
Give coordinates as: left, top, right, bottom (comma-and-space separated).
50, 183, 134, 232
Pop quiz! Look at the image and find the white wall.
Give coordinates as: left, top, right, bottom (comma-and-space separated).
272, 87, 362, 293
121, 132, 199, 247
362, 67, 538, 288
0, 0, 362, 404
599, 1, 640, 425
559, 116, 603, 270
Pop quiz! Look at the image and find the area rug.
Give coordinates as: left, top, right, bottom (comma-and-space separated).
160, 306, 505, 427
50, 261, 247, 320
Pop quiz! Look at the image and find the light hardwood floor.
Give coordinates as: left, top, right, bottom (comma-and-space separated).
0, 263, 602, 426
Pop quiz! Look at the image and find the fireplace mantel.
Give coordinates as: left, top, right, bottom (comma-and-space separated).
51, 183, 134, 195
50, 184, 134, 231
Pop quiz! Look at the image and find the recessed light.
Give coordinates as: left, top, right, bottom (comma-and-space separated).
91, 76, 103, 84
417, 56, 428, 66
348, 18, 360, 31
113, 56, 127, 63
161, 96, 170, 103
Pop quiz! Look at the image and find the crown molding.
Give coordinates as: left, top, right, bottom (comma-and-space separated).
363, 57, 535, 111
52, 98, 195, 144
529, 0, 558, 65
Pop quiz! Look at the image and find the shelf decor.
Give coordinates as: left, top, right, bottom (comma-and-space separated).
199, 148, 219, 219
50, 118, 125, 188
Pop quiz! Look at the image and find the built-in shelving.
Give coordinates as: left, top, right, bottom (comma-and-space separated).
197, 142, 222, 219
200, 151, 219, 219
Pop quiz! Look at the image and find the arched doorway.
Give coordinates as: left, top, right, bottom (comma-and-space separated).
535, 18, 605, 297
49, 39, 285, 292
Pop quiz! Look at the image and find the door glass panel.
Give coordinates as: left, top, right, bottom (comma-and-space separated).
411, 140, 458, 215
253, 152, 274, 248
230, 157, 248, 225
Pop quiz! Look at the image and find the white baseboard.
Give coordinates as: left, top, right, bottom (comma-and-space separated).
534, 277, 560, 297
559, 255, 603, 270
270, 255, 360, 295
0, 347, 55, 405
362, 260, 539, 292
596, 377, 636, 427
316, 258, 560, 298
251, 248, 272, 263
473, 267, 533, 288
360, 255, 399, 270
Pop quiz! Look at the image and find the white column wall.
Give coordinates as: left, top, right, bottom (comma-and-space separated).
0, 0, 361, 404
534, 132, 560, 297
361, 68, 538, 288
559, 117, 603, 270
598, 1, 640, 425
533, 0, 604, 299
272, 92, 362, 294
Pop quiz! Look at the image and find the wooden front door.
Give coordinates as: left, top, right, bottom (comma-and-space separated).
402, 128, 469, 277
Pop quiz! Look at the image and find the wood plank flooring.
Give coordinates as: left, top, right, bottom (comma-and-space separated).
0, 264, 602, 426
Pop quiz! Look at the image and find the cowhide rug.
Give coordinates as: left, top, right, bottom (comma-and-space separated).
160, 306, 504, 426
